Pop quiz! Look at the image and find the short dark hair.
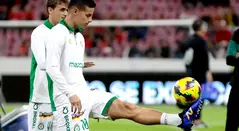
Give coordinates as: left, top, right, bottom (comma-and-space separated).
192, 19, 204, 32
68, 0, 96, 10
47, 0, 69, 9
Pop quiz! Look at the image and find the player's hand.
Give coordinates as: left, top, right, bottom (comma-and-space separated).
206, 71, 213, 82
69, 95, 82, 114
236, 52, 239, 59
84, 62, 95, 68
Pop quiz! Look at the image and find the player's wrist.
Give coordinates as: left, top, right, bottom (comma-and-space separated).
67, 90, 76, 98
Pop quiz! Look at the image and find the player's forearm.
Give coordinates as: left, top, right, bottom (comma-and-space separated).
46, 65, 75, 97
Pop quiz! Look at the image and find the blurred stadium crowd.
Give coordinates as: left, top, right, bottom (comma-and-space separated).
0, 0, 238, 58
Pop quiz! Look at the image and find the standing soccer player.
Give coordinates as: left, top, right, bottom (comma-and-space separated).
183, 19, 213, 128
28, 0, 68, 131
46, 0, 203, 131
225, 28, 239, 131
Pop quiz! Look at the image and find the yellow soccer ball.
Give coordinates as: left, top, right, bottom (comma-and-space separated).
172, 77, 201, 106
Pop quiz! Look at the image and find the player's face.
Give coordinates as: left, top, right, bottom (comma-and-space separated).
50, 3, 68, 24
74, 6, 95, 29
200, 22, 208, 34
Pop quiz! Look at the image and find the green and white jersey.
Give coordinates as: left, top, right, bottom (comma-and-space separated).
30, 20, 54, 103
46, 20, 86, 110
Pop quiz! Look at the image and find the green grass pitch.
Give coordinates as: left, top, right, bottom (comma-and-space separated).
2, 103, 227, 131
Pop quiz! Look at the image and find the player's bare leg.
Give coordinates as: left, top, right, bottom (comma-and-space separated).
106, 99, 178, 125
105, 99, 202, 130
109, 100, 163, 124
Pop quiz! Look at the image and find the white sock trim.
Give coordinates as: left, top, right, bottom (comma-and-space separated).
160, 113, 182, 126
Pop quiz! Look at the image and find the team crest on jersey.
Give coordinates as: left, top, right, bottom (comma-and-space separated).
74, 124, 80, 131
68, 39, 72, 44
38, 123, 44, 130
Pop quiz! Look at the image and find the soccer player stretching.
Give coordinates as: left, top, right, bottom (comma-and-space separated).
46, 0, 202, 131
28, 0, 68, 131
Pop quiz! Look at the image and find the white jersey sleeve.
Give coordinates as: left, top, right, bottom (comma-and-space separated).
46, 28, 75, 98
31, 29, 46, 70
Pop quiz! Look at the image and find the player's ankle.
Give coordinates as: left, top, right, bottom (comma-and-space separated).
160, 113, 182, 126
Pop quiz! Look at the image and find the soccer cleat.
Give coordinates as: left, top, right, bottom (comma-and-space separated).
178, 99, 203, 130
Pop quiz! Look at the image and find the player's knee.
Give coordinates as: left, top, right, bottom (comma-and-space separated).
124, 102, 144, 121
118, 101, 140, 119
107, 99, 141, 120
123, 101, 138, 111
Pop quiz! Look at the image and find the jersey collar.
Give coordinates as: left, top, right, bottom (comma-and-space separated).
76, 28, 83, 33
44, 19, 54, 29
60, 19, 83, 33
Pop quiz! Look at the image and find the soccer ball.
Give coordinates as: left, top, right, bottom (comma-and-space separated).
172, 77, 201, 106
